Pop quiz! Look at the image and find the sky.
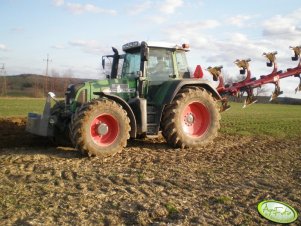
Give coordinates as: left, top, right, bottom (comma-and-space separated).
0, 0, 301, 98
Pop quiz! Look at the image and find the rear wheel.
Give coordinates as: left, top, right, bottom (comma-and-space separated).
161, 87, 220, 148
70, 99, 130, 158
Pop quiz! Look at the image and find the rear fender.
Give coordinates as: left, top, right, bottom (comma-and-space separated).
155, 79, 221, 126
156, 79, 220, 106
171, 80, 221, 102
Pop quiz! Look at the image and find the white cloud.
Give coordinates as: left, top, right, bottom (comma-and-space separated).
164, 19, 220, 40
51, 44, 66, 50
53, 0, 64, 6
128, 1, 152, 15
195, 20, 220, 29
53, 1, 117, 15
289, 8, 301, 20
262, 8, 301, 40
147, 15, 167, 24
128, 0, 184, 24
69, 40, 106, 55
159, 0, 183, 14
66, 3, 117, 15
10, 27, 24, 33
69, 40, 90, 46
127, 0, 182, 18
228, 33, 249, 43
173, 19, 221, 32
263, 26, 301, 40
227, 15, 252, 27
0, 44, 7, 51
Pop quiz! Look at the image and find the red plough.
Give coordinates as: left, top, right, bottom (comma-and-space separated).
207, 46, 301, 111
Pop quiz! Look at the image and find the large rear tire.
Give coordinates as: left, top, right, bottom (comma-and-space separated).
161, 87, 220, 148
70, 99, 130, 158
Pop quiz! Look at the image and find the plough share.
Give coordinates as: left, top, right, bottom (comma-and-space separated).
206, 46, 301, 110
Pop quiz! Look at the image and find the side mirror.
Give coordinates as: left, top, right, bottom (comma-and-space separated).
141, 41, 149, 61
137, 71, 146, 81
102, 57, 105, 69
137, 71, 143, 77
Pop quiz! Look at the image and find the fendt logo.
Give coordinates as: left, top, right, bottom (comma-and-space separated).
258, 200, 298, 224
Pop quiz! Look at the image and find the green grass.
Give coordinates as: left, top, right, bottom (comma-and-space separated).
213, 195, 233, 205
0, 97, 46, 117
0, 98, 300, 138
165, 202, 178, 215
220, 102, 301, 138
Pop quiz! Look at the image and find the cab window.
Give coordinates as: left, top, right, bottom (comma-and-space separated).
122, 52, 141, 78
175, 51, 190, 78
147, 48, 174, 80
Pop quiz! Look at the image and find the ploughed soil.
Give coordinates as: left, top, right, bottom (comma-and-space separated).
0, 117, 300, 225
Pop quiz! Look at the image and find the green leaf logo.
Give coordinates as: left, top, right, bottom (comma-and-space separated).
258, 200, 298, 224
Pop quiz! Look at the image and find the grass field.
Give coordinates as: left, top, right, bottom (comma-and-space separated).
0, 97, 300, 138
0, 97, 46, 117
220, 102, 301, 138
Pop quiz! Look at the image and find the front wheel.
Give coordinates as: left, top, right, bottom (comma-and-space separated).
70, 99, 130, 158
161, 87, 220, 148
50, 101, 71, 146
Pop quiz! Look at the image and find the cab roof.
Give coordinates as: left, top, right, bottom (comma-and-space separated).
122, 41, 190, 52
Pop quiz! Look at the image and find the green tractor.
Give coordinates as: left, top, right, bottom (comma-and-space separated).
26, 41, 221, 158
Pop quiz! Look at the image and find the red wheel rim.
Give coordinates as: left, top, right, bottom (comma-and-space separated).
90, 114, 119, 147
181, 102, 210, 137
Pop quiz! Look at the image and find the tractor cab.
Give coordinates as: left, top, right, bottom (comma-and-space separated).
103, 41, 191, 80
101, 41, 192, 103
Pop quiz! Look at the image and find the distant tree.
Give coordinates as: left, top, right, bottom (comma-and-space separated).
51, 69, 61, 93
62, 69, 74, 95
22, 82, 32, 88
63, 69, 74, 78
255, 86, 269, 96
51, 69, 60, 77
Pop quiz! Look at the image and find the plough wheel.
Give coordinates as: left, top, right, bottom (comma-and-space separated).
70, 99, 130, 158
161, 87, 220, 148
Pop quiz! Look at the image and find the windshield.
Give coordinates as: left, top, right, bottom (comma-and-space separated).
122, 52, 141, 78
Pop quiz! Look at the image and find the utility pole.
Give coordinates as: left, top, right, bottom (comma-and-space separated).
0, 64, 7, 96
43, 54, 52, 95
34, 74, 38, 97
